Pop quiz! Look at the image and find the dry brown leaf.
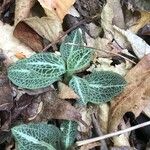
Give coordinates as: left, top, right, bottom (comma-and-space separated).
34, 90, 82, 122
109, 54, 150, 132
24, 16, 62, 42
58, 82, 79, 99
114, 25, 150, 59
14, 21, 44, 52
15, 52, 26, 59
77, 106, 93, 133
125, 54, 150, 82
0, 21, 35, 64
15, 0, 36, 25
79, 142, 100, 150
101, 0, 128, 48
0, 75, 13, 111
38, 0, 75, 21
130, 11, 150, 33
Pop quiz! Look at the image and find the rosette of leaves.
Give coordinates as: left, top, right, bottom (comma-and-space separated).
8, 29, 93, 89
12, 123, 62, 150
60, 120, 78, 149
69, 71, 126, 105
8, 28, 126, 104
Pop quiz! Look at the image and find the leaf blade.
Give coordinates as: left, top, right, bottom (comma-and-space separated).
69, 71, 126, 104
60, 120, 78, 149
8, 53, 66, 89
12, 123, 61, 150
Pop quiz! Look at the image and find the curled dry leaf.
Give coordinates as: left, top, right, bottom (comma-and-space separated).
38, 0, 75, 21
0, 21, 35, 64
58, 82, 79, 99
101, 0, 128, 48
15, 0, 36, 25
14, 21, 44, 52
114, 25, 150, 59
109, 54, 150, 132
24, 16, 62, 42
34, 90, 82, 122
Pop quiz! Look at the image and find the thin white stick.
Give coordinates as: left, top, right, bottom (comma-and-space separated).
76, 121, 150, 147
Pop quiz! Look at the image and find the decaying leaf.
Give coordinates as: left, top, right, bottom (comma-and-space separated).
79, 142, 100, 150
34, 90, 82, 122
109, 54, 150, 132
38, 0, 75, 21
14, 21, 44, 52
15, 0, 36, 25
0, 21, 35, 64
24, 16, 62, 42
77, 106, 93, 133
87, 58, 132, 76
130, 11, 150, 33
101, 0, 128, 48
58, 82, 79, 99
0, 68, 13, 130
122, 0, 150, 11
0, 75, 13, 111
114, 25, 150, 59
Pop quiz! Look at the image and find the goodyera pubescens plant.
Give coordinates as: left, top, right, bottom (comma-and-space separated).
8, 29, 126, 105
9, 29, 126, 150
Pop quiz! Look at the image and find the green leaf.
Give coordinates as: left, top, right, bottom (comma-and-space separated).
69, 71, 126, 105
8, 53, 66, 89
60, 29, 84, 61
67, 48, 93, 73
60, 121, 78, 150
12, 123, 62, 150
60, 29, 93, 74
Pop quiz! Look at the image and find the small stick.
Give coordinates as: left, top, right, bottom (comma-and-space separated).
42, 19, 86, 52
65, 43, 136, 64
76, 120, 150, 147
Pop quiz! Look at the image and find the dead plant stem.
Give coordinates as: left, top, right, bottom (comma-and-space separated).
76, 120, 150, 147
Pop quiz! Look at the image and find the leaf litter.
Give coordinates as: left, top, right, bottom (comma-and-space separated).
0, 0, 150, 149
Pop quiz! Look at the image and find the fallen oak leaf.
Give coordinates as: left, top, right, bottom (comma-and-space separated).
23, 16, 62, 43
15, 0, 36, 25
109, 54, 150, 132
38, 0, 75, 21
33, 90, 83, 123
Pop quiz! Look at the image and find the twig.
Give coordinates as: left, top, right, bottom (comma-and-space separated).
76, 120, 150, 147
92, 114, 108, 150
42, 19, 86, 52
66, 43, 136, 64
